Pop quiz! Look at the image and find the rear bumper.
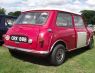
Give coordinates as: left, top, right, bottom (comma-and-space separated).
4, 45, 49, 54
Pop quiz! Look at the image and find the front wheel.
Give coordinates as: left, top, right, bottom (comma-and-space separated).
87, 37, 94, 49
50, 44, 66, 66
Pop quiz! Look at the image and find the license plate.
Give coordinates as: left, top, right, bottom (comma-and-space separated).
10, 36, 28, 43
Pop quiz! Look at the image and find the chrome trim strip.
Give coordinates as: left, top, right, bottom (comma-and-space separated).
4, 45, 49, 54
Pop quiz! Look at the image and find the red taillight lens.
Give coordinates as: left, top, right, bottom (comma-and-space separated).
4, 35, 10, 41
38, 33, 44, 48
38, 37, 44, 48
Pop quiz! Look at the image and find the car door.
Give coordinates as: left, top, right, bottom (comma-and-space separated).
54, 12, 76, 50
73, 15, 87, 48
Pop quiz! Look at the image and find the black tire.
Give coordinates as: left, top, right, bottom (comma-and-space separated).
87, 37, 94, 49
50, 44, 66, 66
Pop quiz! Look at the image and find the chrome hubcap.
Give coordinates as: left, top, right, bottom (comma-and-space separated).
56, 49, 64, 62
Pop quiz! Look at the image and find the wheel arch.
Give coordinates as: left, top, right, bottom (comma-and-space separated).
50, 40, 67, 53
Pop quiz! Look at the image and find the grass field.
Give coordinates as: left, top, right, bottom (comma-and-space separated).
0, 38, 95, 73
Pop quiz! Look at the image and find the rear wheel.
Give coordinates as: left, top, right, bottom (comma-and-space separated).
50, 44, 66, 66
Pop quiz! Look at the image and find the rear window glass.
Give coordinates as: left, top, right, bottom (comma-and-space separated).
15, 12, 49, 25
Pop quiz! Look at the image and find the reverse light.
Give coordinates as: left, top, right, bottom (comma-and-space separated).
28, 39, 32, 43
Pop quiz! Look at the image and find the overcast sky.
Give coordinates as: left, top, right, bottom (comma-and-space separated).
0, 0, 95, 14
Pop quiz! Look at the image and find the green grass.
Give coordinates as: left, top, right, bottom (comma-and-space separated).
0, 38, 95, 73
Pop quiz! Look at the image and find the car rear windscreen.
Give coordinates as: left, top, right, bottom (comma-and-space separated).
15, 12, 49, 25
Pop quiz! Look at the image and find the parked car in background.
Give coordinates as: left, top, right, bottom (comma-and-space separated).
88, 24, 95, 35
0, 15, 17, 45
4, 10, 94, 65
93, 25, 95, 35
88, 24, 93, 29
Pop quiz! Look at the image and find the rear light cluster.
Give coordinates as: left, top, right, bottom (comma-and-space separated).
4, 35, 10, 41
39, 38, 44, 48
38, 33, 44, 48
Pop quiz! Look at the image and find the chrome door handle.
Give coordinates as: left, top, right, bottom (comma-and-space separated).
47, 29, 52, 32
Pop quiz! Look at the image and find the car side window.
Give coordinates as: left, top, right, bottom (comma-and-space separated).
56, 12, 73, 27
74, 16, 85, 28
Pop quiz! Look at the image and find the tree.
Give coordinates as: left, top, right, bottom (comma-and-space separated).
8, 11, 21, 17
13, 11, 21, 17
8, 12, 14, 16
91, 16, 95, 25
80, 10, 95, 25
0, 8, 6, 14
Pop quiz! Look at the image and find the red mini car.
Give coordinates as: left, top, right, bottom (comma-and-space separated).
4, 10, 94, 65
